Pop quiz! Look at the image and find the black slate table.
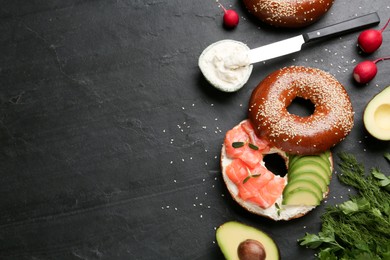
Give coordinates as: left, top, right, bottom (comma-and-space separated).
1, 1, 389, 259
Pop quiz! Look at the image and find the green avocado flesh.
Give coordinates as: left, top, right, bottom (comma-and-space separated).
283, 151, 331, 205
363, 85, 390, 140
289, 152, 331, 169
287, 172, 328, 193
289, 165, 330, 185
216, 221, 280, 260
289, 156, 331, 176
319, 150, 331, 166
283, 188, 321, 206
282, 179, 322, 201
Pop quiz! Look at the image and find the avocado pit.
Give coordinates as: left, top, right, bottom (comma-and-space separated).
238, 239, 266, 260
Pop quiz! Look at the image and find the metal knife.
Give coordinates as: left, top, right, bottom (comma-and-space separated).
248, 12, 380, 64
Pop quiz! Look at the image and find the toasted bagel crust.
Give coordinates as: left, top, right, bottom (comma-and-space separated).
242, 0, 334, 28
248, 66, 354, 155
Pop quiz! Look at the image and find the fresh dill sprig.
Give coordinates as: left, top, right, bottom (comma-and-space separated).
299, 152, 390, 259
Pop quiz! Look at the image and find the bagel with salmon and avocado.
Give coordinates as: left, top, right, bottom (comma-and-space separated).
221, 120, 333, 221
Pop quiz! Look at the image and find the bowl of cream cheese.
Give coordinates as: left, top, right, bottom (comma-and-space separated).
198, 40, 253, 92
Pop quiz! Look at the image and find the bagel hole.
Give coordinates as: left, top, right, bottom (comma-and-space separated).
263, 153, 287, 177
287, 97, 315, 117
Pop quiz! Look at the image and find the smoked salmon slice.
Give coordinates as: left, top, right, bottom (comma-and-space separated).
241, 120, 269, 152
260, 176, 286, 204
237, 174, 285, 209
224, 120, 286, 209
225, 159, 249, 184
237, 178, 272, 208
224, 121, 265, 168
247, 167, 275, 189
224, 126, 248, 158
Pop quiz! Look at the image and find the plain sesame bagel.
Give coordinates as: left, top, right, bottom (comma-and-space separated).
221, 120, 333, 221
242, 0, 334, 28
248, 66, 354, 155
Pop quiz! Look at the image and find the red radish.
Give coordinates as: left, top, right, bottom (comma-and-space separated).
218, 3, 239, 28
353, 57, 390, 84
358, 18, 390, 53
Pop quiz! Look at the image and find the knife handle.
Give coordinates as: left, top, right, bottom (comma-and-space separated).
303, 12, 380, 43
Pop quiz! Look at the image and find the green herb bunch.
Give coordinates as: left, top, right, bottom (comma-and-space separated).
299, 152, 390, 260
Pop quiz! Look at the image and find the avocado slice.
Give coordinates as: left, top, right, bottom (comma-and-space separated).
283, 179, 323, 201
319, 150, 332, 166
216, 221, 280, 260
288, 151, 331, 169
289, 157, 331, 177
288, 172, 328, 193
288, 154, 300, 167
289, 154, 331, 169
289, 162, 330, 184
363, 86, 390, 140
283, 187, 321, 206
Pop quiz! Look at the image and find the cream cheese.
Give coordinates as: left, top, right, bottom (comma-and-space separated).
198, 40, 252, 92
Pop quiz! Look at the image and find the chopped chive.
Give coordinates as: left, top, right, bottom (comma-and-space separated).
275, 203, 281, 216
243, 176, 251, 184
252, 174, 261, 178
232, 142, 245, 148
249, 143, 259, 150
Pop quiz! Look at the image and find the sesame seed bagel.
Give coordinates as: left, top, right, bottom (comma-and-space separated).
242, 0, 334, 28
249, 66, 354, 155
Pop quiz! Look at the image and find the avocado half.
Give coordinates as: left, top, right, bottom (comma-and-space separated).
216, 221, 280, 260
363, 86, 390, 141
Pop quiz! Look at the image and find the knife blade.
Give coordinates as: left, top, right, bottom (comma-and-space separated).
248, 12, 380, 64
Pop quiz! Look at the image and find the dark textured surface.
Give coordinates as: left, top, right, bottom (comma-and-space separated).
0, 1, 389, 259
